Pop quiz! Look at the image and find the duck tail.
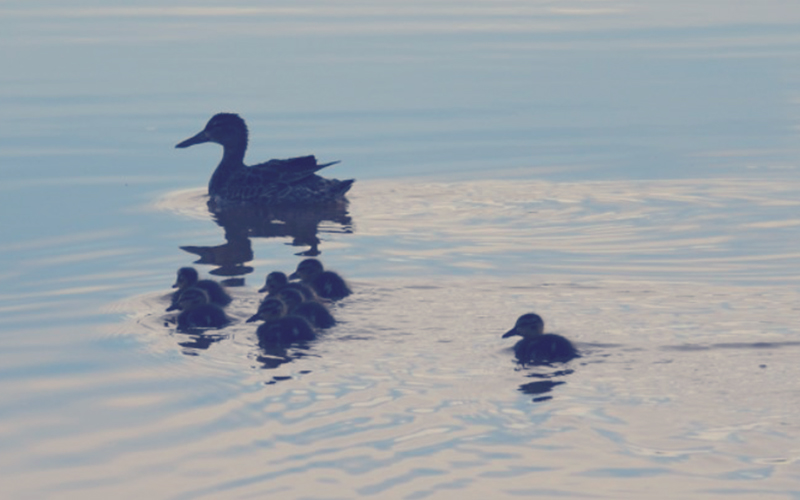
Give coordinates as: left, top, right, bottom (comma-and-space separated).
318, 160, 341, 169
334, 179, 355, 196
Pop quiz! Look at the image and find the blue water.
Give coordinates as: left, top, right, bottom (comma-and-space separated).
2, 2, 800, 499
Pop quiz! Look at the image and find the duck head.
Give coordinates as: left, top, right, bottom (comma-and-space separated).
259, 271, 288, 294
173, 267, 198, 289
176, 113, 248, 150
502, 313, 545, 339
289, 258, 324, 281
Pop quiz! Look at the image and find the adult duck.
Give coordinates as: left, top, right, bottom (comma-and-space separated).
176, 113, 353, 205
502, 313, 579, 365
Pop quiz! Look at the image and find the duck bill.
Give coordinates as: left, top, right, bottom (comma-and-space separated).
166, 303, 179, 312
288, 272, 300, 281
502, 328, 518, 338
246, 313, 260, 323
175, 130, 210, 148
258, 285, 269, 293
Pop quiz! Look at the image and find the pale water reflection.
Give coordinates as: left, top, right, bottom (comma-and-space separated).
3, 0, 800, 498
27, 177, 789, 499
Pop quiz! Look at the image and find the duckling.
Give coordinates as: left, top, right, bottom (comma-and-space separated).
247, 297, 287, 323
168, 267, 231, 311
255, 272, 335, 328
258, 271, 320, 301
257, 316, 317, 346
275, 288, 305, 311
289, 258, 351, 300
292, 300, 336, 329
259, 271, 289, 295
502, 313, 579, 365
175, 113, 354, 205
171, 287, 230, 330
247, 298, 316, 346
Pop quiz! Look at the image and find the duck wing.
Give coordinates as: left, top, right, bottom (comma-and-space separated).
249, 156, 341, 185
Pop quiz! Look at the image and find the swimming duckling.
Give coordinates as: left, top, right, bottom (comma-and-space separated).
247, 297, 287, 323
255, 273, 335, 328
168, 267, 231, 311
248, 300, 316, 346
256, 316, 317, 346
172, 287, 230, 330
502, 313, 579, 365
175, 113, 354, 205
275, 288, 305, 311
292, 300, 336, 329
258, 271, 319, 301
259, 271, 289, 295
289, 258, 351, 300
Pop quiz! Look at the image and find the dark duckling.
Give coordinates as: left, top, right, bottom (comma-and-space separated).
259, 271, 289, 295
172, 287, 230, 330
248, 299, 316, 346
255, 273, 335, 329
275, 288, 305, 312
169, 267, 231, 311
247, 297, 287, 323
289, 258, 351, 301
292, 300, 336, 329
502, 313, 579, 365
175, 113, 353, 205
258, 271, 320, 301
257, 316, 317, 346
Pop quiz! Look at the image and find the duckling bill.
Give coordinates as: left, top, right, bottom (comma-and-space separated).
176, 113, 353, 205
503, 313, 579, 365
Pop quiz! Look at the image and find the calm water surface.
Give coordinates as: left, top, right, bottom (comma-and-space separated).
2, 1, 800, 499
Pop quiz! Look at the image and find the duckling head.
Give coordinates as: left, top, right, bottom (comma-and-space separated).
289, 258, 324, 282
175, 113, 248, 150
247, 298, 287, 323
502, 313, 545, 339
173, 267, 199, 289
259, 271, 288, 294
174, 287, 211, 311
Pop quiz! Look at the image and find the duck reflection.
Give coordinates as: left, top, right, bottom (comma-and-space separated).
180, 200, 353, 281
517, 370, 575, 403
175, 332, 228, 353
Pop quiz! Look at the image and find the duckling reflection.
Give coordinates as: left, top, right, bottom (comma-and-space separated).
170, 287, 230, 331
289, 258, 352, 300
502, 313, 579, 366
176, 113, 353, 207
168, 267, 232, 311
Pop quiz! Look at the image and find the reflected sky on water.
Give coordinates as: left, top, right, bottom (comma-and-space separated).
1, 1, 800, 498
